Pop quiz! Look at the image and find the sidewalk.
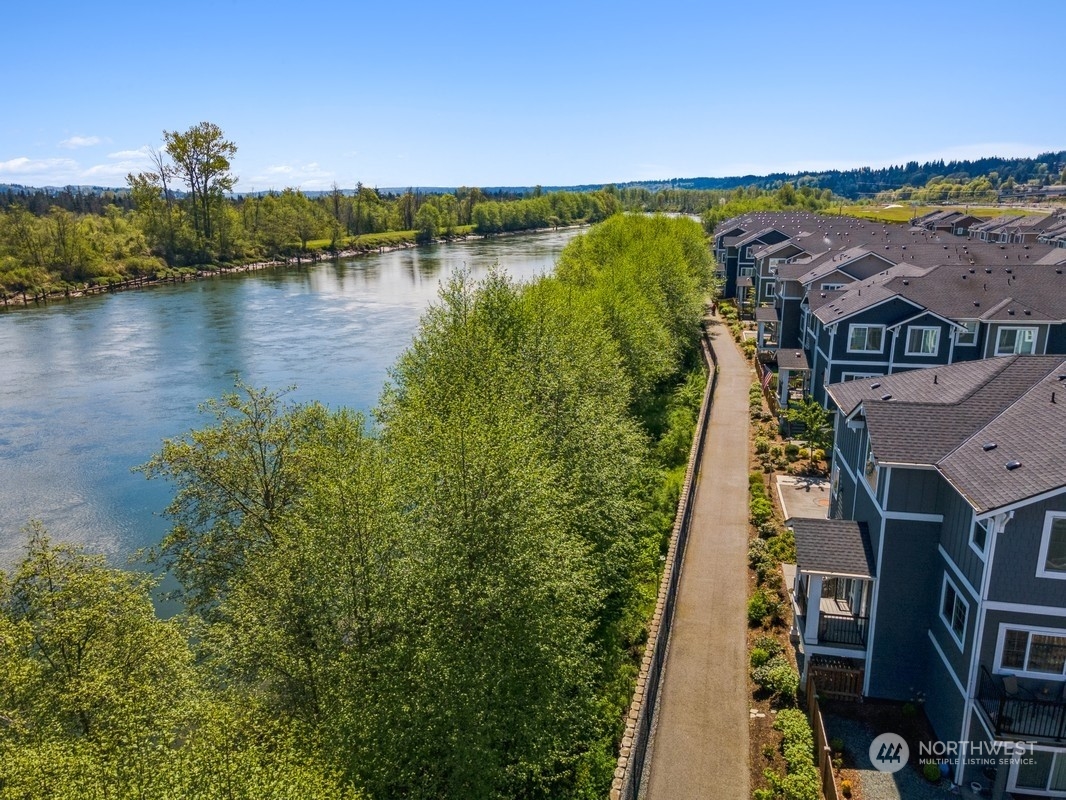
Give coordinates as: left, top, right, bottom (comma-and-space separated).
643, 319, 753, 800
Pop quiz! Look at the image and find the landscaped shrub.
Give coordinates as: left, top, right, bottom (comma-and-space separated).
752, 655, 799, 702
840, 779, 853, 798
749, 538, 770, 567
754, 436, 771, 454
748, 586, 784, 628
768, 527, 797, 563
758, 520, 780, 539
753, 635, 783, 657
750, 495, 774, 526
923, 761, 941, 782
812, 448, 825, 463
785, 442, 801, 461
765, 709, 819, 799
750, 647, 772, 669
829, 737, 845, 753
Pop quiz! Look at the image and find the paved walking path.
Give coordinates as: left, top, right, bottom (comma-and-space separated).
644, 318, 753, 800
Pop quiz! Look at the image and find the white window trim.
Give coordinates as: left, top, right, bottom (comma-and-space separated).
1008, 745, 1066, 796
969, 516, 989, 561
1037, 512, 1066, 580
822, 282, 845, 291
940, 573, 968, 651
847, 324, 885, 354
994, 623, 1066, 679
995, 326, 1038, 356
956, 320, 978, 346
841, 371, 882, 382
904, 326, 941, 357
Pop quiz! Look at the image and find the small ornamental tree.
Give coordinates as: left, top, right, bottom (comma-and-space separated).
785, 398, 831, 466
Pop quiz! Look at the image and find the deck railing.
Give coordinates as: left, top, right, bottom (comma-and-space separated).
978, 666, 1066, 742
818, 612, 869, 647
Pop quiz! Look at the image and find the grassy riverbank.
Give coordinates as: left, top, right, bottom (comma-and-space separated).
0, 224, 574, 309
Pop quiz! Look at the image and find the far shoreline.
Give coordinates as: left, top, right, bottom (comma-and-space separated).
0, 224, 588, 311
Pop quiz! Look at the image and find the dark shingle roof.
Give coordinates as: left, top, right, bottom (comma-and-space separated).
777, 349, 809, 370
789, 518, 875, 577
827, 356, 1066, 513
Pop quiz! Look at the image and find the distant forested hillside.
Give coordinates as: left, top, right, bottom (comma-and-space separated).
614, 151, 1066, 199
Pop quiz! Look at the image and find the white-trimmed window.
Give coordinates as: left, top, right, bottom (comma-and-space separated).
998, 626, 1066, 677
1010, 747, 1066, 795
956, 320, 978, 346
940, 575, 968, 648
762, 280, 776, 301
905, 326, 940, 356
1037, 513, 1066, 579
848, 324, 884, 353
970, 517, 989, 556
995, 326, 1037, 356
863, 439, 879, 494
841, 372, 881, 382
822, 282, 845, 291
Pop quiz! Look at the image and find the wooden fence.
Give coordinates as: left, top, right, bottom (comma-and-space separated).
807, 675, 841, 800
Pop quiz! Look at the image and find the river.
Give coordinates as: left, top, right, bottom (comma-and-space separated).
0, 229, 581, 564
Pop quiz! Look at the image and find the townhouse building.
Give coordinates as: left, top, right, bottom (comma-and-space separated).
787, 356, 1066, 797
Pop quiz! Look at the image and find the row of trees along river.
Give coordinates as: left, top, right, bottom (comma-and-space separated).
0, 213, 714, 799
0, 121, 840, 306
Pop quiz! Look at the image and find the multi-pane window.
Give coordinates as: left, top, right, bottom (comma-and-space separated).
905, 326, 940, 356
940, 577, 968, 647
848, 325, 884, 353
1000, 628, 1066, 676
863, 440, 878, 494
1014, 749, 1066, 793
1038, 515, 1066, 578
971, 518, 988, 554
995, 326, 1037, 355
957, 320, 978, 346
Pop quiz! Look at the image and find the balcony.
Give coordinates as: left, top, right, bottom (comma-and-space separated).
819, 611, 869, 647
978, 666, 1066, 742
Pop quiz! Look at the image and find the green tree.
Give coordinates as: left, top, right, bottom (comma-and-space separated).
414, 202, 441, 243
785, 397, 832, 465
162, 121, 237, 255
138, 383, 328, 615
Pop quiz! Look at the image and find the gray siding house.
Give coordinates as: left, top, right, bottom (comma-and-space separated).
788, 356, 1066, 797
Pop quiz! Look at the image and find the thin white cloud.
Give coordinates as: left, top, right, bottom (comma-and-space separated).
82, 147, 154, 182
58, 135, 103, 149
0, 156, 81, 183
251, 162, 335, 191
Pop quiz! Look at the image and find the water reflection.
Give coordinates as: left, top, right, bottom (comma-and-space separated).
0, 229, 580, 563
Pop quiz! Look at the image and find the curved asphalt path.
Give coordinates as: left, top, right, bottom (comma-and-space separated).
643, 318, 752, 800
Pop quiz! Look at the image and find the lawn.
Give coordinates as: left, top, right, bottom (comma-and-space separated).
831, 204, 1048, 225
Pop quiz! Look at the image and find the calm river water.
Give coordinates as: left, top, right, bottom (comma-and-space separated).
0, 229, 581, 564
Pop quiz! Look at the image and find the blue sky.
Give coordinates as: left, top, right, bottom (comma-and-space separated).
3, 0, 1063, 191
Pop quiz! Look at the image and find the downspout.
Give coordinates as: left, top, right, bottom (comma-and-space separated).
956, 509, 1013, 787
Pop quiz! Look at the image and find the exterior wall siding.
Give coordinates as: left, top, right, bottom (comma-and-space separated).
925, 645, 969, 745
867, 519, 942, 699
938, 479, 986, 594
885, 467, 941, 514
989, 494, 1066, 607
